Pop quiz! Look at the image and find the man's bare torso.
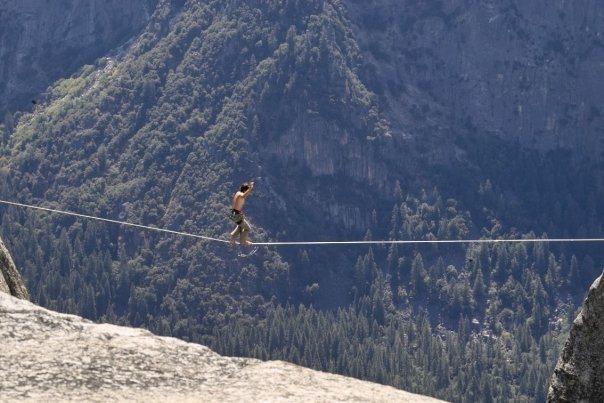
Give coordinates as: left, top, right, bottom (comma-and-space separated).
232, 192, 246, 211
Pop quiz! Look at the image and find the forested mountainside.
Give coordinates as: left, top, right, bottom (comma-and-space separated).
0, 1, 603, 402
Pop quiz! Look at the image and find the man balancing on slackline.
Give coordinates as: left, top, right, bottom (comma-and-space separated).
229, 181, 254, 246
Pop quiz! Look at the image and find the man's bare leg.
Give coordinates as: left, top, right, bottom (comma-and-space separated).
230, 226, 240, 244
239, 218, 252, 245
240, 230, 252, 245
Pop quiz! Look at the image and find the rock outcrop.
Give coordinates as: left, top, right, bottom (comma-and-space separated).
0, 292, 445, 403
548, 271, 604, 402
0, 236, 28, 300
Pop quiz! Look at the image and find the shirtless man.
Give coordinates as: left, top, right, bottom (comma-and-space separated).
229, 181, 254, 245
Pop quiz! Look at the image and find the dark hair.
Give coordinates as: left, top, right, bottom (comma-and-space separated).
240, 183, 250, 192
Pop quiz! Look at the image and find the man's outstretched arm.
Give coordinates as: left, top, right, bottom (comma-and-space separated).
242, 182, 254, 198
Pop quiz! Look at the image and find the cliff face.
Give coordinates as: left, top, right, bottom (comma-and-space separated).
0, 236, 28, 300
548, 271, 604, 402
0, 0, 158, 115
345, 0, 604, 163
0, 292, 445, 403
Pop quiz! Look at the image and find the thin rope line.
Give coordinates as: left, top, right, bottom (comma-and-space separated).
251, 238, 604, 246
0, 199, 229, 243
1, 199, 603, 246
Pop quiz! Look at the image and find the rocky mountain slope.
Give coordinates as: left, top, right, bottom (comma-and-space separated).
0, 292, 444, 403
548, 270, 604, 402
346, 0, 604, 163
0, 0, 158, 116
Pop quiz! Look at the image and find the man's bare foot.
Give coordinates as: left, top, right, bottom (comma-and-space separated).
241, 240, 253, 246
229, 237, 237, 245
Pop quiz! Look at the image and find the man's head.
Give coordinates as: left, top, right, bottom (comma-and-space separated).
240, 183, 250, 192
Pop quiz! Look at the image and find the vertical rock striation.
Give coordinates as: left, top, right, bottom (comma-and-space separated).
548, 271, 604, 402
0, 236, 28, 300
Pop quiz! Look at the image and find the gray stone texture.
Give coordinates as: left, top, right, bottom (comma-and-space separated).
548, 272, 604, 402
0, 236, 29, 300
0, 293, 446, 403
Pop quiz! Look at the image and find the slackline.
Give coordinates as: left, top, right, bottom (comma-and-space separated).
1, 199, 603, 246
0, 199, 228, 243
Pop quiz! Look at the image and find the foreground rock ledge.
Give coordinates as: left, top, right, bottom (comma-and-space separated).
548, 272, 604, 402
0, 293, 445, 403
